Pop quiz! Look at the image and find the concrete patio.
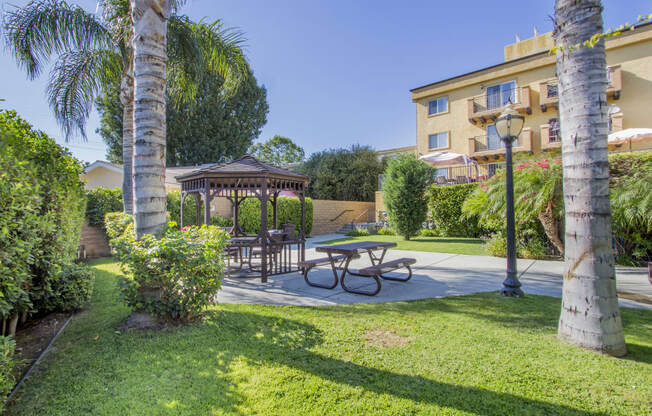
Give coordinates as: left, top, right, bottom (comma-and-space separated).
217, 238, 652, 310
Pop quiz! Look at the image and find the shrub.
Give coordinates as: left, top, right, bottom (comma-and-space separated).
0, 110, 85, 334
106, 215, 229, 319
41, 264, 95, 313
428, 183, 482, 237
166, 189, 198, 226
483, 229, 550, 260
383, 154, 433, 240
420, 228, 439, 237
1, 336, 16, 402
377, 227, 395, 236
85, 188, 123, 228
346, 227, 370, 237
240, 197, 313, 236
210, 216, 233, 227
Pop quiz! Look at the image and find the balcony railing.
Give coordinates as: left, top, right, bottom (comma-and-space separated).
467, 128, 533, 160
539, 65, 621, 112
467, 86, 531, 124
430, 162, 506, 186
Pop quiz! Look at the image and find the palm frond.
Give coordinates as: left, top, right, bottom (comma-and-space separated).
47, 48, 122, 139
166, 15, 248, 106
3, 0, 113, 79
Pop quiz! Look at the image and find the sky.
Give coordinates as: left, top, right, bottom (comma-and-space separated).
0, 0, 649, 163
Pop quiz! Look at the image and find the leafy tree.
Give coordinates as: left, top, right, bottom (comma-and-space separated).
296, 145, 383, 202
382, 154, 432, 240
249, 136, 305, 166
97, 68, 268, 165
554, 0, 625, 355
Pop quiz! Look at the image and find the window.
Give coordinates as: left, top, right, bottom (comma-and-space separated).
428, 132, 449, 149
548, 118, 561, 142
486, 81, 516, 110
434, 168, 449, 179
486, 125, 504, 150
428, 97, 448, 115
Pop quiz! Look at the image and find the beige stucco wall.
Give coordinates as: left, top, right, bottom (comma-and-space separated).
82, 168, 123, 190
311, 199, 375, 235
413, 26, 652, 163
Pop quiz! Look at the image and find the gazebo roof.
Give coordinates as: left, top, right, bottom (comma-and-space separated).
175, 155, 309, 183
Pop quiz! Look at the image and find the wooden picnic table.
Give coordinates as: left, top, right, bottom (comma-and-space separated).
310, 241, 400, 295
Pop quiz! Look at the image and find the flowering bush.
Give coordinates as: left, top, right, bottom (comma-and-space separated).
105, 214, 229, 319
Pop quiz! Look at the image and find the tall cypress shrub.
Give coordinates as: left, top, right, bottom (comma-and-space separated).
383, 154, 433, 240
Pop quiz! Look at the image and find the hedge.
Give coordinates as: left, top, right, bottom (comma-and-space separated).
86, 188, 123, 227
0, 109, 87, 336
239, 197, 313, 236
427, 183, 483, 237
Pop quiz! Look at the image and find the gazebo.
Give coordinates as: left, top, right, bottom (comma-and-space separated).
175, 155, 310, 282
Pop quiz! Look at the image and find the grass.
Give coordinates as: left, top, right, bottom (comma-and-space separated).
319, 234, 487, 256
6, 259, 652, 415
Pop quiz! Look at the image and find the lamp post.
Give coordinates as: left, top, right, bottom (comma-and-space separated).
495, 104, 524, 297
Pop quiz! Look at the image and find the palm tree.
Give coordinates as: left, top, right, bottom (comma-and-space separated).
3, 0, 247, 218
554, 0, 626, 356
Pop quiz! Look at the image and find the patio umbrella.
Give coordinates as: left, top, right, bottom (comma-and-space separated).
608, 128, 652, 151
419, 151, 479, 180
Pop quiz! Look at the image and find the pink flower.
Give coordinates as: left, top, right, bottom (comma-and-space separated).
536, 162, 550, 169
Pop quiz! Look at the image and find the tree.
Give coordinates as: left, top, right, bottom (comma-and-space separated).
554, 0, 626, 356
96, 67, 268, 166
4, 0, 247, 216
382, 154, 432, 240
296, 145, 383, 202
249, 135, 305, 166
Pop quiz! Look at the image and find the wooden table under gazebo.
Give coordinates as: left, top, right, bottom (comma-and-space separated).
175, 155, 310, 282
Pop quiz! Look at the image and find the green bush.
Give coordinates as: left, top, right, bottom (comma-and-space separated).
1, 336, 16, 402
345, 227, 370, 237
420, 228, 439, 237
210, 216, 233, 227
484, 229, 550, 260
166, 190, 197, 226
428, 183, 483, 237
377, 227, 395, 236
383, 154, 433, 240
0, 110, 85, 332
41, 264, 95, 313
106, 215, 229, 319
239, 197, 313, 237
85, 188, 123, 228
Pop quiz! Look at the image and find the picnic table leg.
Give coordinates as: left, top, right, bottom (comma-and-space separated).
303, 253, 350, 289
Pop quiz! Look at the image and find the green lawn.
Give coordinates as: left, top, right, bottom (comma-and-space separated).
6, 259, 651, 415
319, 234, 487, 256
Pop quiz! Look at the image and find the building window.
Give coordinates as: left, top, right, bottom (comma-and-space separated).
549, 118, 561, 142
428, 97, 448, 115
486, 125, 504, 150
486, 80, 516, 110
428, 132, 449, 149
434, 168, 449, 179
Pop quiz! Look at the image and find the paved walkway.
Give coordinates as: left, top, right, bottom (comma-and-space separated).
217, 239, 652, 310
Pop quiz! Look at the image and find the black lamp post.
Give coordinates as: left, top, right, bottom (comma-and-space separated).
495, 104, 525, 297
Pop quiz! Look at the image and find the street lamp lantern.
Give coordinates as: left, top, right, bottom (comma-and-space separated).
495, 104, 524, 297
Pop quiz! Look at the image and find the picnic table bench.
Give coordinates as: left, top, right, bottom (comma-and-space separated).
300, 241, 416, 296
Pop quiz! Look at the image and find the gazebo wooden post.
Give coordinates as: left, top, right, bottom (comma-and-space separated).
233, 189, 239, 236
272, 192, 278, 229
194, 193, 201, 226
260, 178, 268, 282
179, 192, 186, 228
203, 180, 211, 226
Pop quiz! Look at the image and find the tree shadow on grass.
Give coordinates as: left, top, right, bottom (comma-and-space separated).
193, 309, 606, 416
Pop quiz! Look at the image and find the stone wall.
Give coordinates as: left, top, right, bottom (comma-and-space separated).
311, 200, 375, 235
80, 221, 111, 259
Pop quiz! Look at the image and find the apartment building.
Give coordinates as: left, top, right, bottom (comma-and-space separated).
410, 22, 652, 177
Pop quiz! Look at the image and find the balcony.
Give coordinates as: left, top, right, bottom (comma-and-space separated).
467, 86, 531, 124
467, 127, 533, 161
539, 65, 621, 112
540, 124, 561, 150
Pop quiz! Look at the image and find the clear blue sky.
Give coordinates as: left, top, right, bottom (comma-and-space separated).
1, 0, 648, 163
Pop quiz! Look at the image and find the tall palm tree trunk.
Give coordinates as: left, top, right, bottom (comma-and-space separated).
554, 0, 626, 356
120, 49, 135, 215
131, 0, 170, 238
